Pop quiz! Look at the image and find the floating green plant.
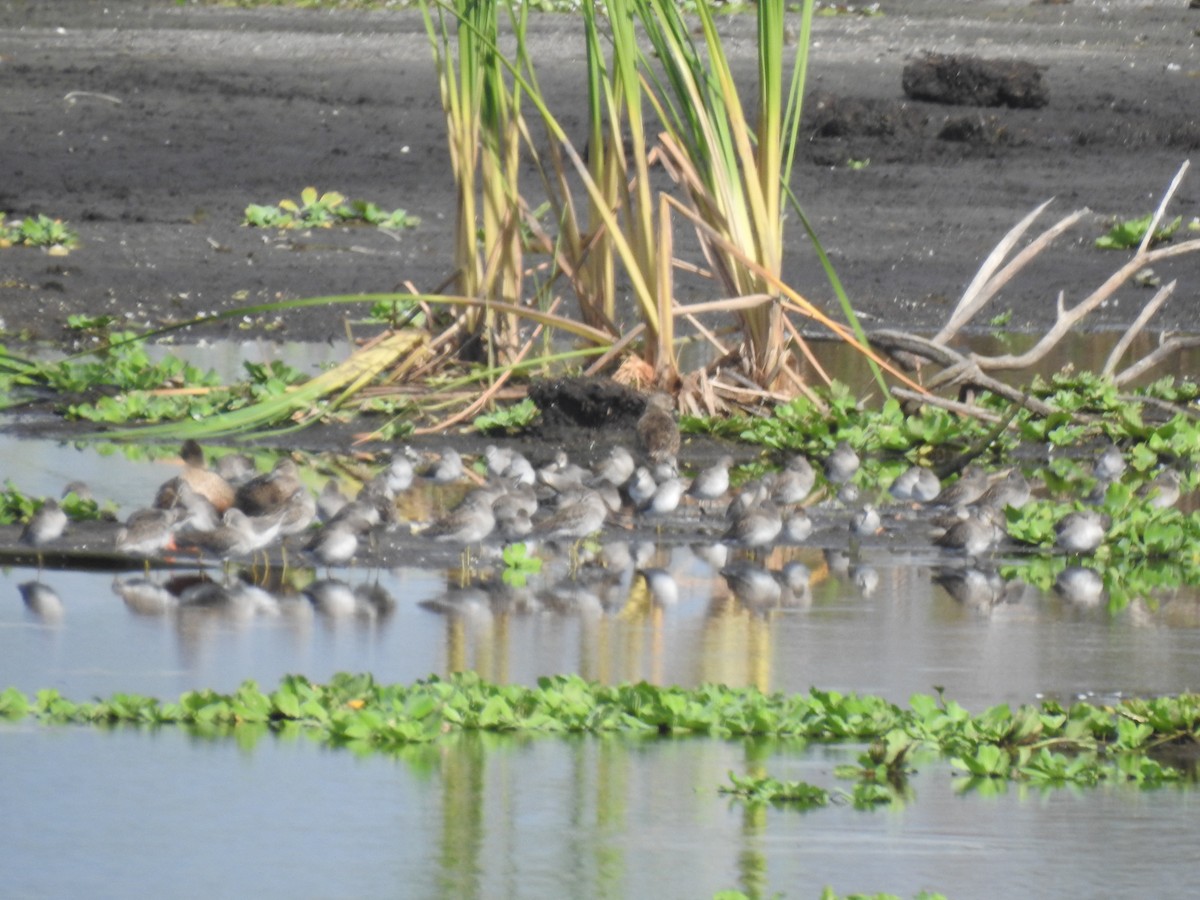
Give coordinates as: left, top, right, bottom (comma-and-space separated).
244, 187, 419, 231
1096, 212, 1183, 250
0, 211, 78, 253
2, 674, 1195, 794
718, 771, 829, 808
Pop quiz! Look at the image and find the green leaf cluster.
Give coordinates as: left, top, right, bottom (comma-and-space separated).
1095, 212, 1182, 250
473, 398, 540, 434
5, 673, 1197, 796
718, 770, 829, 808
0, 212, 79, 250
244, 187, 420, 230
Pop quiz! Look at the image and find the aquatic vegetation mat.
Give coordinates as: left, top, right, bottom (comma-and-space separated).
3, 674, 1193, 794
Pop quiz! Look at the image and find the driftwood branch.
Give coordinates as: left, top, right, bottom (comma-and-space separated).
1102, 280, 1176, 377
1114, 335, 1200, 387
870, 162, 1200, 427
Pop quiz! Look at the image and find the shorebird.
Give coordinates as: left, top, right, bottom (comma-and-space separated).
1138, 468, 1182, 509
772, 455, 815, 506
1093, 445, 1127, 482
304, 522, 360, 571
932, 466, 989, 508
723, 498, 783, 551
625, 467, 657, 510
781, 508, 813, 543
21, 498, 67, 568
236, 457, 303, 517
213, 451, 257, 487
636, 392, 680, 464
484, 444, 515, 478
534, 489, 608, 541
687, 455, 733, 508
317, 479, 351, 523
891, 465, 940, 503
427, 493, 497, 544
850, 504, 882, 536
496, 508, 534, 543
645, 476, 687, 518
823, 441, 860, 485
116, 507, 180, 559
593, 446, 636, 488
370, 453, 415, 497
503, 453, 537, 487
178, 440, 236, 512
1054, 509, 1108, 556
422, 447, 465, 485
978, 469, 1031, 511
933, 506, 1004, 556
174, 508, 260, 560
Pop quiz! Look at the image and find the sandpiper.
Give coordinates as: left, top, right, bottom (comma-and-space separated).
503, 453, 538, 487
823, 441, 860, 485
593, 445, 636, 488
175, 508, 259, 560
932, 465, 988, 508
723, 498, 783, 550
771, 455, 815, 506
636, 392, 681, 464
1054, 509, 1108, 556
427, 493, 496, 544
1093, 445, 1127, 482
687, 455, 733, 507
534, 488, 608, 541
645, 476, 687, 517
317, 479, 351, 523
933, 506, 1004, 556
624, 466, 658, 510
236, 457, 303, 517
781, 508, 813, 543
21, 498, 68, 565
891, 465, 940, 503
978, 469, 1031, 511
496, 508, 534, 543
116, 507, 180, 558
1138, 468, 1182, 509
304, 522, 360, 570
423, 447, 465, 485
850, 504, 882, 536
484, 444, 515, 478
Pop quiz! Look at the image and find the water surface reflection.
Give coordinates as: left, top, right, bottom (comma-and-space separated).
2, 722, 1195, 899
6, 541, 1200, 710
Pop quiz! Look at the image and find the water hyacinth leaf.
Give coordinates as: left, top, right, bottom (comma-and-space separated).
0, 687, 29, 719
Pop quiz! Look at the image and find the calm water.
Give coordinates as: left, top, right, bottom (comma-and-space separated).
4, 536, 1200, 898
5, 364, 1200, 898
3, 722, 1196, 899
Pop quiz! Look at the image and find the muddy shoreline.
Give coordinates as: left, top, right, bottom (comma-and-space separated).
1, 0, 1197, 352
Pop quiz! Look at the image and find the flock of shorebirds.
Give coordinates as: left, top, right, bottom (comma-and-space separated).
12, 394, 1187, 618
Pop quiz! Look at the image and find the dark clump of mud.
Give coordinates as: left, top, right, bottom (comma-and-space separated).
527, 377, 647, 430
806, 91, 928, 140
902, 53, 1049, 109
